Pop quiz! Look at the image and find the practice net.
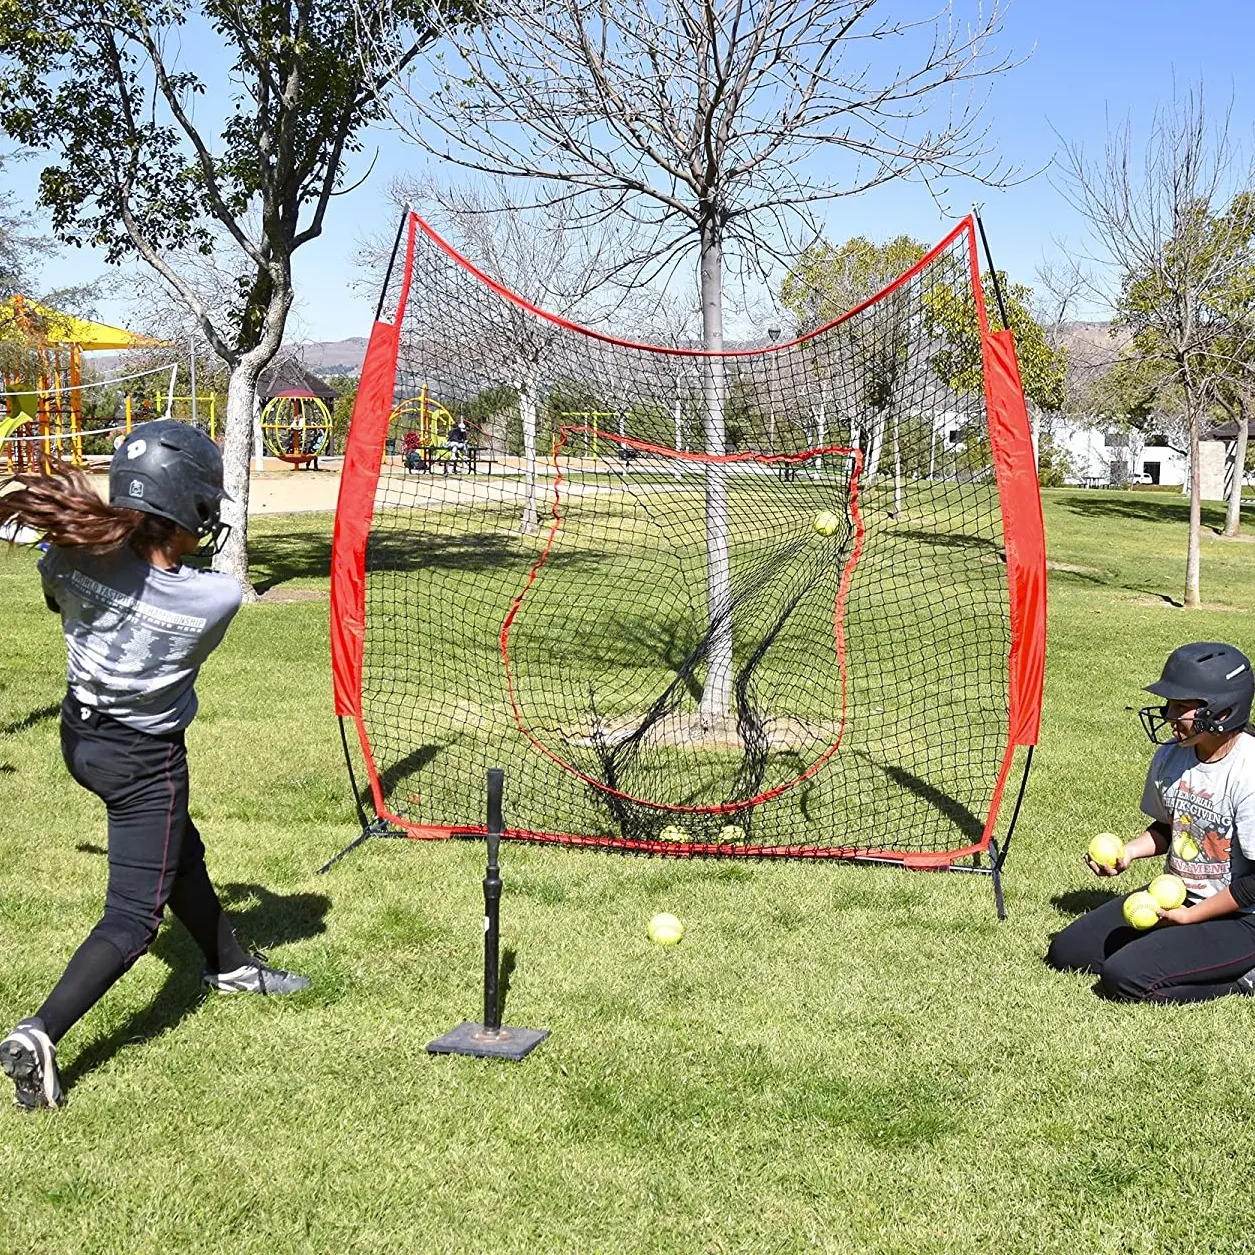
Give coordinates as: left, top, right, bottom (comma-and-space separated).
331, 213, 1045, 865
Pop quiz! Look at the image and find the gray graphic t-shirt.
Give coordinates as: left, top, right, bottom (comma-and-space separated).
39, 545, 242, 734
1140, 734, 1255, 909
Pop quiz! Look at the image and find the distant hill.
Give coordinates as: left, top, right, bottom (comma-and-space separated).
195, 321, 1129, 388
288, 337, 370, 377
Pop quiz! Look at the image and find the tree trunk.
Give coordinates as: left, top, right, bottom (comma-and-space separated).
863, 408, 886, 483
211, 271, 292, 595
1223, 395, 1248, 538
519, 363, 540, 533
1185, 398, 1202, 608
214, 359, 265, 594
698, 219, 732, 726
891, 406, 902, 518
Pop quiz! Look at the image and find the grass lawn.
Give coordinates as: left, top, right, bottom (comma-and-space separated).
2, 486, 1254, 1254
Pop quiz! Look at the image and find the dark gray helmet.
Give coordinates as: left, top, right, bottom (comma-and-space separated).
1139, 642, 1254, 742
109, 419, 227, 539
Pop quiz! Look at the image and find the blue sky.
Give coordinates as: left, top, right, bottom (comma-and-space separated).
8, 0, 1255, 342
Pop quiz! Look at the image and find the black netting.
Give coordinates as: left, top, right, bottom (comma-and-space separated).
350, 220, 1011, 858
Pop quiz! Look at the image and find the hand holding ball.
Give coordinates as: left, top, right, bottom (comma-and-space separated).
813, 510, 841, 537
648, 912, 684, 945
1148, 874, 1187, 911
1088, 833, 1125, 870
1122, 891, 1161, 930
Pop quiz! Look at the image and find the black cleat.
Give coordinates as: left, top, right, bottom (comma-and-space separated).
1, 1017, 62, 1111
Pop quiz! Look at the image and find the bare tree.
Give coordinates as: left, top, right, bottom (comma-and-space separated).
1058, 88, 1255, 608
377, 177, 650, 530
369, 0, 1018, 720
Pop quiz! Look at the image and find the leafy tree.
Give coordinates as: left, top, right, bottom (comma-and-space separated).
325, 375, 357, 455
1060, 88, 1255, 607
781, 235, 1065, 500
0, 2, 451, 589
782, 234, 928, 512
923, 271, 1067, 414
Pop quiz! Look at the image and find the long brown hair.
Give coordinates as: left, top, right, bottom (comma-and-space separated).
0, 462, 177, 554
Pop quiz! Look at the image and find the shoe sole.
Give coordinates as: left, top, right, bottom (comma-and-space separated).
0, 1039, 55, 1109
1, 1029, 60, 1109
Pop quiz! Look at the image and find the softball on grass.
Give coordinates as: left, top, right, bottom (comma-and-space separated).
1122, 891, 1161, 931
648, 912, 684, 945
813, 509, 841, 537
658, 824, 687, 843
716, 824, 745, 844
1148, 874, 1187, 911
1088, 832, 1125, 869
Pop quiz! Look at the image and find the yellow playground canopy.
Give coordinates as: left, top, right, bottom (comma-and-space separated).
1, 297, 167, 471
0, 297, 164, 351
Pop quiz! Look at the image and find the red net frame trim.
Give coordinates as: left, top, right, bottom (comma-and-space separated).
331, 210, 1047, 865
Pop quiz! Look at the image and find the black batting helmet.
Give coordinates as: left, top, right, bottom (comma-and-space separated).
1139, 642, 1254, 743
109, 419, 228, 540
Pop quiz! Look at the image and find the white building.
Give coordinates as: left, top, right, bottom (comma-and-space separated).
1051, 419, 1187, 488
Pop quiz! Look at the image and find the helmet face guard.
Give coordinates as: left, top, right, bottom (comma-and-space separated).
1139, 701, 1234, 744
1139, 643, 1254, 744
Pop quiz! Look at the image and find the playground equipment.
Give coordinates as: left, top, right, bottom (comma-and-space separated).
0, 297, 166, 473
390, 383, 487, 468
256, 357, 337, 469
260, 394, 332, 467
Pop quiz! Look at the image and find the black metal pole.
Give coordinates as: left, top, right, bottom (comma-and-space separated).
483, 767, 504, 1033
972, 206, 1013, 332
375, 210, 409, 322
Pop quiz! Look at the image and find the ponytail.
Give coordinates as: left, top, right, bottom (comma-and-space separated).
0, 462, 178, 554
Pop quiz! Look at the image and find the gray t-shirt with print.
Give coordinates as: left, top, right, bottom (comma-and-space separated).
1140, 733, 1255, 910
39, 544, 242, 734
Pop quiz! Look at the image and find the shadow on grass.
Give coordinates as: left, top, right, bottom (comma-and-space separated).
0, 702, 60, 737
247, 528, 607, 595
1058, 493, 1254, 529
1051, 888, 1120, 916
498, 947, 516, 1019
61, 882, 329, 1092
890, 528, 1001, 553
851, 750, 983, 841
377, 743, 444, 803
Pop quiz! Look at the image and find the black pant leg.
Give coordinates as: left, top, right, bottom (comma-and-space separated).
166, 818, 248, 973
1046, 893, 1143, 974
37, 705, 194, 1042
1099, 914, 1255, 1003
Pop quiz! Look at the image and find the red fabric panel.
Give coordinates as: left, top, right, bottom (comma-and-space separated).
330, 215, 418, 718
982, 327, 1046, 748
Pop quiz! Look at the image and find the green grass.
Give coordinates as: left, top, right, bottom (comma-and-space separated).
2, 488, 1255, 1254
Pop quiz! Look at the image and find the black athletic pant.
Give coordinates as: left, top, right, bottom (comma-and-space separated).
1046, 890, 1255, 1003
35, 696, 248, 1043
